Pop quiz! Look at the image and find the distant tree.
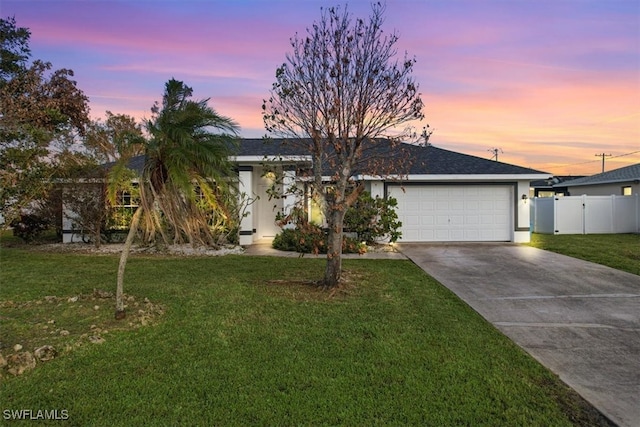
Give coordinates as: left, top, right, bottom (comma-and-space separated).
0, 16, 30, 82
109, 78, 239, 319
85, 111, 145, 164
263, 3, 424, 287
0, 17, 89, 226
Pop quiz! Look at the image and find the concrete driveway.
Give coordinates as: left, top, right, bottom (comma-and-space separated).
398, 243, 640, 427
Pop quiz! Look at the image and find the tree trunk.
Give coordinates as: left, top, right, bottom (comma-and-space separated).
115, 207, 143, 320
324, 209, 345, 288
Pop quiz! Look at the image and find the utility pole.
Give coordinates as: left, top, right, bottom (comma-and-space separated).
488, 148, 503, 162
595, 153, 612, 173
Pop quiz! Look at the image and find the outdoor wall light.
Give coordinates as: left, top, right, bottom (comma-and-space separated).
521, 194, 529, 203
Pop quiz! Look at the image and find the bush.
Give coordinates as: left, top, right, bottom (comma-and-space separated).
272, 223, 365, 254
10, 213, 51, 243
344, 191, 402, 243
272, 191, 400, 254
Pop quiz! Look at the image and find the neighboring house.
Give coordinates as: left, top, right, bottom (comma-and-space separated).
557, 163, 640, 196
530, 175, 585, 198
62, 139, 549, 244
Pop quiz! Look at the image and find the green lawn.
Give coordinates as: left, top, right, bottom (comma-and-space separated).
529, 233, 640, 276
0, 246, 611, 426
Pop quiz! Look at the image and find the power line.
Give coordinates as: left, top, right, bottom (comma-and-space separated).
610, 150, 640, 159
543, 150, 640, 174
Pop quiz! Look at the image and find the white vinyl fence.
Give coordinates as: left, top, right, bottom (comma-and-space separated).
531, 194, 639, 234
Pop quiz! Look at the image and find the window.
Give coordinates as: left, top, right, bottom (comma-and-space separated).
536, 191, 555, 198
108, 185, 139, 230
622, 186, 632, 196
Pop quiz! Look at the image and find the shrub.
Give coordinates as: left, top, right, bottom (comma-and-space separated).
344, 191, 402, 243
272, 191, 400, 254
272, 223, 365, 254
10, 213, 51, 243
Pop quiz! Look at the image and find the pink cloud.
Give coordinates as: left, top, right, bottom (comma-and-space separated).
4, 0, 638, 176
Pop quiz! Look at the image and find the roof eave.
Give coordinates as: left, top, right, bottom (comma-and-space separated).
561, 177, 640, 187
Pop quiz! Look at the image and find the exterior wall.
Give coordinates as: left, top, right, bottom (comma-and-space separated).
369, 180, 384, 199
567, 181, 640, 196
62, 186, 82, 243
515, 180, 531, 243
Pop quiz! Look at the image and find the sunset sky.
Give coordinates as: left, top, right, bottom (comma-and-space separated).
4, 0, 639, 175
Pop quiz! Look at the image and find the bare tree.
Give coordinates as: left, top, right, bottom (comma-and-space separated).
263, 3, 424, 287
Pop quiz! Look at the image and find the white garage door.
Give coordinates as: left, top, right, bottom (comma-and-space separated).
388, 185, 512, 242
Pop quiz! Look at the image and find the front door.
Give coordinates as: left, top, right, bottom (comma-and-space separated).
257, 182, 282, 240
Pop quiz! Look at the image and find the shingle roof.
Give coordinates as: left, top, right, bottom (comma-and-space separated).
558, 163, 640, 187
114, 138, 548, 177
531, 175, 586, 188
237, 138, 548, 175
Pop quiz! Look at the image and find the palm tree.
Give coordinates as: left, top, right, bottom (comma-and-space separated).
109, 79, 239, 319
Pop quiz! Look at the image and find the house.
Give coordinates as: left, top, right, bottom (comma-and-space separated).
556, 163, 640, 196
61, 139, 549, 244
530, 175, 585, 198
233, 139, 548, 245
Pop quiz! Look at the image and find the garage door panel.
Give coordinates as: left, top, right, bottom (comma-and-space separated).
421, 229, 436, 240
496, 214, 509, 225
450, 215, 464, 225
465, 200, 479, 210
404, 215, 420, 226
464, 229, 480, 240
465, 215, 479, 225
435, 229, 450, 240
436, 215, 449, 225
420, 200, 434, 210
420, 215, 434, 226
406, 201, 420, 212
390, 185, 512, 242
480, 214, 496, 225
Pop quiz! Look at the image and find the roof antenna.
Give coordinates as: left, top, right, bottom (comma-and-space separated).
488, 147, 503, 162
421, 125, 432, 146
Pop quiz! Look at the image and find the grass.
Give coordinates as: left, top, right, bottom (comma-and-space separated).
529, 233, 640, 275
0, 243, 612, 426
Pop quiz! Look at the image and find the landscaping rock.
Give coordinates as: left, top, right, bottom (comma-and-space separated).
13, 344, 22, 352
34, 345, 57, 362
93, 289, 113, 299
88, 335, 105, 344
7, 352, 36, 376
